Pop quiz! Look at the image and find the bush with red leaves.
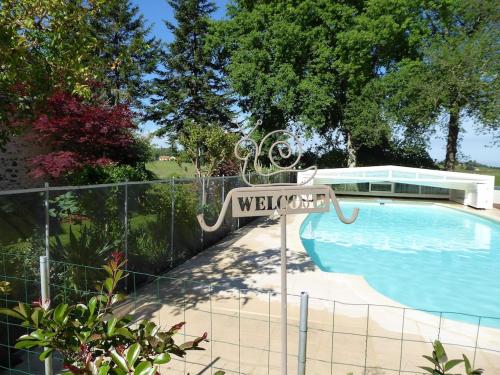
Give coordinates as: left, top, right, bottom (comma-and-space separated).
29, 91, 140, 180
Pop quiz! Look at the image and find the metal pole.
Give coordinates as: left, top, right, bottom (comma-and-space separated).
170, 177, 175, 269
298, 292, 308, 375
222, 175, 225, 202
280, 214, 287, 375
40, 256, 52, 375
124, 180, 128, 266
44, 182, 49, 260
201, 177, 205, 246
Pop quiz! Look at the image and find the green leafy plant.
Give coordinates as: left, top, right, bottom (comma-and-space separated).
420, 340, 484, 375
0, 252, 208, 374
0, 281, 11, 294
49, 192, 84, 224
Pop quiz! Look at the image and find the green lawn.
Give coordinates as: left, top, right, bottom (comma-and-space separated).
456, 166, 500, 185
146, 160, 195, 179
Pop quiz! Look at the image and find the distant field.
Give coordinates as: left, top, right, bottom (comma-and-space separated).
146, 160, 195, 179
456, 166, 500, 185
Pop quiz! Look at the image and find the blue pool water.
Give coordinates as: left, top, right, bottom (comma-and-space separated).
300, 201, 500, 327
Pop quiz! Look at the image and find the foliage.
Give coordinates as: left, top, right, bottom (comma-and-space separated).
178, 122, 239, 177
213, 0, 427, 166
420, 340, 483, 375
29, 91, 140, 180
0, 253, 208, 373
70, 164, 155, 185
381, 0, 500, 170
147, 0, 234, 137
49, 192, 84, 223
90, 0, 162, 110
0, 281, 11, 294
0, 0, 105, 149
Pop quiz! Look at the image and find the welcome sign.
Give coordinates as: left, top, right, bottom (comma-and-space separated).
231, 185, 330, 217
196, 120, 358, 375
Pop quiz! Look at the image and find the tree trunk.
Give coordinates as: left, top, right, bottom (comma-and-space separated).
444, 107, 460, 171
346, 131, 357, 168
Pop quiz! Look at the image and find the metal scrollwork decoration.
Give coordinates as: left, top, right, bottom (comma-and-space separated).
235, 119, 317, 186
196, 120, 359, 232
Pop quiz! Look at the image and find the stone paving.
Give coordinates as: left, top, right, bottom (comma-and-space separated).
116, 199, 500, 374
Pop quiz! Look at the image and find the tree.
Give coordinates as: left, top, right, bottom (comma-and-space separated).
382, 0, 499, 170
0, 0, 104, 149
90, 0, 162, 110
213, 0, 426, 166
29, 91, 142, 180
178, 122, 238, 177
147, 0, 234, 137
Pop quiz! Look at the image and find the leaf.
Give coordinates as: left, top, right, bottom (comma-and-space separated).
143, 321, 157, 337
88, 297, 97, 316
110, 349, 129, 372
153, 352, 171, 364
214, 371, 225, 375
39, 348, 53, 361
14, 303, 31, 319
103, 278, 113, 293
107, 316, 118, 336
30, 329, 46, 341
31, 309, 43, 327
111, 293, 126, 305
98, 364, 110, 375
54, 303, 69, 325
102, 265, 113, 276
423, 355, 439, 366
15, 340, 40, 349
133, 361, 153, 375
418, 366, 436, 374
444, 359, 463, 371
126, 343, 141, 367
115, 327, 135, 340
463, 354, 472, 373
0, 308, 26, 320
433, 340, 447, 362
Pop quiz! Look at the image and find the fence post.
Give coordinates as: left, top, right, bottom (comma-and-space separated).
222, 175, 225, 202
40, 256, 53, 375
124, 180, 128, 267
298, 291, 308, 375
44, 182, 50, 260
170, 177, 175, 269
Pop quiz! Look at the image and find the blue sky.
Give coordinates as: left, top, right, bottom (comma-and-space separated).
133, 0, 499, 166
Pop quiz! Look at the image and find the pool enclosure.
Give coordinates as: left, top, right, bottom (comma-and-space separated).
298, 165, 495, 209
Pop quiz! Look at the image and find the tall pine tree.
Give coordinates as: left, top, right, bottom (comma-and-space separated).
91, 0, 162, 110
148, 0, 234, 137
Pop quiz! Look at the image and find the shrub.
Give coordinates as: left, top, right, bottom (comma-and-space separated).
68, 164, 155, 185
420, 340, 483, 375
29, 91, 149, 183
0, 253, 208, 373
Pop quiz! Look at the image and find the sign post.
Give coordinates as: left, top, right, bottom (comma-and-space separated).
280, 213, 287, 373
197, 121, 359, 374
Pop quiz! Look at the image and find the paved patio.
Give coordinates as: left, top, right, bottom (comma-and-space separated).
118, 198, 500, 374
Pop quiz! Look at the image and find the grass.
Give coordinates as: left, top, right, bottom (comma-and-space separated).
146, 160, 195, 179
455, 166, 500, 185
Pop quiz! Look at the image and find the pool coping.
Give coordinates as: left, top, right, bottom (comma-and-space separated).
286, 197, 500, 346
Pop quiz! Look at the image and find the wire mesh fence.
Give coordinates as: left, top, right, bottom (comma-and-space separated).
1, 174, 500, 374
1, 254, 500, 375
0, 173, 293, 373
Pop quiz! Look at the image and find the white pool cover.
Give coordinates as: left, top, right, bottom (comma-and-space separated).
297, 165, 495, 209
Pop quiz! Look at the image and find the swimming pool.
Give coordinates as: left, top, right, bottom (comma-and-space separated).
300, 201, 500, 327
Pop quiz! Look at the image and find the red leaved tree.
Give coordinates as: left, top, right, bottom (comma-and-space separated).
29, 91, 139, 179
